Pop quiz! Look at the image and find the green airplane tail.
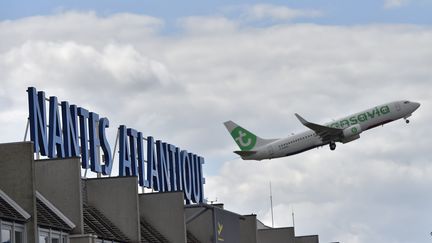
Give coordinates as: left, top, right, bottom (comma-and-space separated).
223, 120, 277, 151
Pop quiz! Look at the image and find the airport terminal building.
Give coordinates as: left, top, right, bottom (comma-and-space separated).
0, 88, 322, 243
0, 142, 320, 243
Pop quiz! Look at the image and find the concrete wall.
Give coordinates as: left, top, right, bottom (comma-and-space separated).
295, 235, 319, 243
138, 191, 186, 243
240, 215, 257, 243
257, 227, 295, 243
35, 157, 83, 234
0, 142, 37, 242
185, 205, 242, 243
85, 176, 141, 243
185, 207, 214, 243
69, 234, 97, 243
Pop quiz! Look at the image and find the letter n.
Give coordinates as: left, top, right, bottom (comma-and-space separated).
147, 136, 160, 191
61, 102, 79, 157
48, 96, 64, 158
27, 87, 48, 156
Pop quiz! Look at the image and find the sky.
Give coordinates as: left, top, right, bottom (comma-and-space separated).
0, 1, 431, 242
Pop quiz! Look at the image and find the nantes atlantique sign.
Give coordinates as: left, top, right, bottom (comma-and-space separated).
27, 87, 204, 204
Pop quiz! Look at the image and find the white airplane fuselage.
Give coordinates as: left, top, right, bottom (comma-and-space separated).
240, 100, 420, 160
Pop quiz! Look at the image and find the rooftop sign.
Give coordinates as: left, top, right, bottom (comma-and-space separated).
27, 87, 204, 204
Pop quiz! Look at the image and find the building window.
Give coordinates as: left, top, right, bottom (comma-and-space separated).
2, 228, 11, 243
38, 231, 49, 243
0, 220, 25, 243
13, 231, 22, 243
38, 228, 69, 243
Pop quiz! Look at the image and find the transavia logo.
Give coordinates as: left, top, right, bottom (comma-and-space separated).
330, 105, 391, 129
351, 127, 358, 134
231, 127, 257, 151
217, 222, 224, 242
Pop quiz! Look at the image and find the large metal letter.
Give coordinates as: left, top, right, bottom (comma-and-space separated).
99, 117, 112, 175
198, 156, 205, 203
156, 141, 171, 192
48, 96, 64, 158
137, 132, 149, 187
181, 150, 192, 204
127, 128, 139, 176
27, 87, 48, 156
147, 136, 160, 191
77, 108, 90, 169
191, 154, 201, 203
119, 125, 132, 176
168, 144, 178, 191
175, 147, 183, 191
61, 102, 79, 157
89, 112, 101, 173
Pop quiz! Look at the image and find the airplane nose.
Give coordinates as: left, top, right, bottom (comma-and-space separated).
411, 102, 420, 111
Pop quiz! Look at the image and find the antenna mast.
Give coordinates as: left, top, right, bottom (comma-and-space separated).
270, 181, 274, 227
292, 207, 295, 229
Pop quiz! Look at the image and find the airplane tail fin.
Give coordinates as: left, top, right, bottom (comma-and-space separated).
224, 120, 276, 151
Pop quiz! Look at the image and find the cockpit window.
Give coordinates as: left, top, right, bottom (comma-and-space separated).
404, 101, 410, 104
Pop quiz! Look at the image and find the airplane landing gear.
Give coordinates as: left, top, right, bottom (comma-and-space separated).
404, 114, 412, 124
329, 142, 336, 151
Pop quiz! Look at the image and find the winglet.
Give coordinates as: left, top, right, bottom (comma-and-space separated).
295, 113, 309, 125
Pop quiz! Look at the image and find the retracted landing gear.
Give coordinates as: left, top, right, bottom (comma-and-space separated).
329, 142, 336, 151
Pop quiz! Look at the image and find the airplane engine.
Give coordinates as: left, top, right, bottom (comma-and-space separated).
341, 124, 362, 143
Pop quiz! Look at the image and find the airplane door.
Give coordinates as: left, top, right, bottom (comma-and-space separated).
395, 102, 401, 112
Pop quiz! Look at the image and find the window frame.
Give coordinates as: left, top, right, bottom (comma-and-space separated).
38, 227, 69, 243
0, 219, 26, 243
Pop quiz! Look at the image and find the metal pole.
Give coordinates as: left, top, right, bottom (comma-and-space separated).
96, 120, 101, 178
213, 207, 218, 243
111, 128, 120, 165
292, 207, 296, 228
23, 118, 30, 141
292, 207, 296, 243
270, 181, 274, 228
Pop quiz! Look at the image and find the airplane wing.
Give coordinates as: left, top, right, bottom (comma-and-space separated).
295, 113, 342, 142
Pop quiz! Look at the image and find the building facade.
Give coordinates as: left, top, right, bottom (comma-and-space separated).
0, 142, 320, 243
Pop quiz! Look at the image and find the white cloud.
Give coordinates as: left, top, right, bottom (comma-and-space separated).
243, 4, 322, 21
384, 0, 411, 8
1, 11, 432, 243
178, 16, 239, 34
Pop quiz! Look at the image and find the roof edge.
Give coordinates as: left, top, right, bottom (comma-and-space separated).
36, 191, 76, 229
0, 189, 31, 220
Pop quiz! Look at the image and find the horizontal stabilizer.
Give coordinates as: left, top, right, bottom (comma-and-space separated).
234, 150, 257, 157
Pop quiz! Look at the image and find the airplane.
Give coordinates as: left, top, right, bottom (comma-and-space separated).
224, 100, 420, 160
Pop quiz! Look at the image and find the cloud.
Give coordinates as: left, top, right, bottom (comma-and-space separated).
178, 16, 239, 34
0, 11, 164, 52
384, 0, 411, 8
242, 4, 322, 21
1, 11, 432, 243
